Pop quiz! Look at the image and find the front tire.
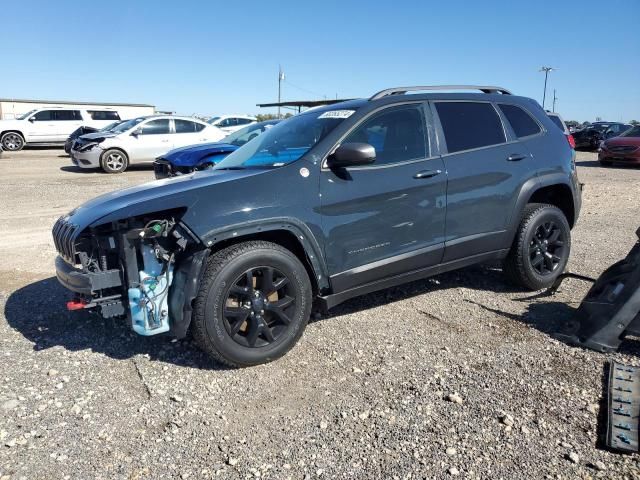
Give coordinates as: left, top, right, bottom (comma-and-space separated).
503, 203, 571, 290
1, 132, 25, 151
101, 149, 129, 173
192, 241, 313, 367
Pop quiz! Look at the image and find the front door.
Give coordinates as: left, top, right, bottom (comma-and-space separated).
25, 110, 59, 142
320, 103, 447, 292
131, 119, 173, 163
433, 101, 533, 262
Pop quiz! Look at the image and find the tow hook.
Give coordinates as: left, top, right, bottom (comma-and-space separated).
66, 298, 88, 311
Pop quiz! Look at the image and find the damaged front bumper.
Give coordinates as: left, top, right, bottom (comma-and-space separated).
55, 255, 121, 295
52, 214, 203, 338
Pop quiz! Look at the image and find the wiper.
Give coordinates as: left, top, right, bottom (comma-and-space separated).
216, 165, 279, 171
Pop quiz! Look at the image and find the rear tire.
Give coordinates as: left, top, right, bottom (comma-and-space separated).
1, 132, 25, 151
101, 149, 128, 173
192, 241, 312, 367
503, 203, 571, 290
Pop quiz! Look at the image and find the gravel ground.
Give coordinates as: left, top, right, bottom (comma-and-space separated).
1, 149, 640, 479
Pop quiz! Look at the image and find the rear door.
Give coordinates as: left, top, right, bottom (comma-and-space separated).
320, 102, 447, 292
433, 101, 533, 262
51, 110, 83, 142
173, 119, 209, 148
130, 119, 173, 162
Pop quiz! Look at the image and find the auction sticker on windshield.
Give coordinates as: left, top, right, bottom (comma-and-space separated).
318, 110, 355, 119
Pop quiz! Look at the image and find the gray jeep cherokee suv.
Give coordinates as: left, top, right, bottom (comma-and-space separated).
53, 85, 582, 367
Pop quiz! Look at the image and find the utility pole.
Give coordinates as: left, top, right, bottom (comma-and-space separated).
278, 66, 285, 119
552, 89, 558, 112
539, 66, 555, 109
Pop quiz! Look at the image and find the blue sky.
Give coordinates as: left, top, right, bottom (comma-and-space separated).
1, 0, 638, 121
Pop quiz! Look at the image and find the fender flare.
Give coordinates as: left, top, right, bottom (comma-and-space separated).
169, 218, 329, 339
199, 217, 329, 290
505, 173, 575, 247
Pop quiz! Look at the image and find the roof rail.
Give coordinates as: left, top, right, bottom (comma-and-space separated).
369, 85, 512, 101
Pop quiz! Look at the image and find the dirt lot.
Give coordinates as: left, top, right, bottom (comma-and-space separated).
1, 149, 640, 479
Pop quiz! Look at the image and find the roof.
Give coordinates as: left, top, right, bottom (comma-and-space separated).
256, 99, 353, 108
0, 98, 155, 108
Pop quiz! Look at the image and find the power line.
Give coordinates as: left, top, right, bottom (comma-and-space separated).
283, 79, 327, 99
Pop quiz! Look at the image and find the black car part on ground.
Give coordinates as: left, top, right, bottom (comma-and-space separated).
607, 361, 640, 453
556, 227, 640, 352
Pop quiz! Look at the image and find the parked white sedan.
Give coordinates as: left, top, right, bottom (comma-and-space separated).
207, 115, 256, 134
70, 116, 225, 173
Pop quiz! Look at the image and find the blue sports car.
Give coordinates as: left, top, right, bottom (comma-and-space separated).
154, 120, 280, 179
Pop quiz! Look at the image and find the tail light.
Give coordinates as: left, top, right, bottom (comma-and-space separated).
566, 134, 576, 149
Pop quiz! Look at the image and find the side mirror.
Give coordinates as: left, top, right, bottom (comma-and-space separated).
131, 128, 143, 137
327, 142, 376, 169
28, 117, 36, 122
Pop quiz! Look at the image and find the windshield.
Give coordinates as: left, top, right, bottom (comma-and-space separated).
111, 117, 146, 133
222, 121, 278, 147
620, 126, 640, 137
16, 110, 37, 120
214, 110, 351, 170
99, 121, 123, 132
207, 116, 221, 124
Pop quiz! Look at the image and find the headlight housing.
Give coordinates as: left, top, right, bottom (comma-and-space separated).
79, 142, 99, 152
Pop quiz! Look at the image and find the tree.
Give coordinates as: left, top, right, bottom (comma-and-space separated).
255, 113, 294, 122
255, 113, 279, 122
630, 120, 639, 126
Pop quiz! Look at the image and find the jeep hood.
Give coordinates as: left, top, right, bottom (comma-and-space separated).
65, 168, 269, 230
162, 142, 238, 167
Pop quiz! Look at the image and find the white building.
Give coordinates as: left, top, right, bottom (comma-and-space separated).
0, 98, 156, 120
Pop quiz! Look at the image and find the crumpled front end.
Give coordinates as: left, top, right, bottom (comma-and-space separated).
52, 212, 197, 336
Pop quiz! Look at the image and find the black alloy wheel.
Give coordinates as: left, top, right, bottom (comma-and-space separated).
192, 241, 312, 367
528, 220, 566, 276
503, 203, 572, 290
223, 266, 295, 348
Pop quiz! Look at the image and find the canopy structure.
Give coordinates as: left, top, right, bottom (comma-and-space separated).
256, 99, 352, 113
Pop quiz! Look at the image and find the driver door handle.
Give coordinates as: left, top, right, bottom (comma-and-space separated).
413, 169, 442, 179
507, 153, 527, 162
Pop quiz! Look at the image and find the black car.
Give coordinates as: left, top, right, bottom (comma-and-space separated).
572, 122, 631, 150
53, 85, 581, 367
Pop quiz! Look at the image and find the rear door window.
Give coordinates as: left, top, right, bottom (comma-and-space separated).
435, 102, 506, 153
173, 119, 197, 133
140, 119, 171, 135
88, 110, 121, 121
54, 110, 81, 121
499, 104, 542, 138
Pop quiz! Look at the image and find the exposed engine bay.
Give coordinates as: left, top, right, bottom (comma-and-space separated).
53, 213, 195, 336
